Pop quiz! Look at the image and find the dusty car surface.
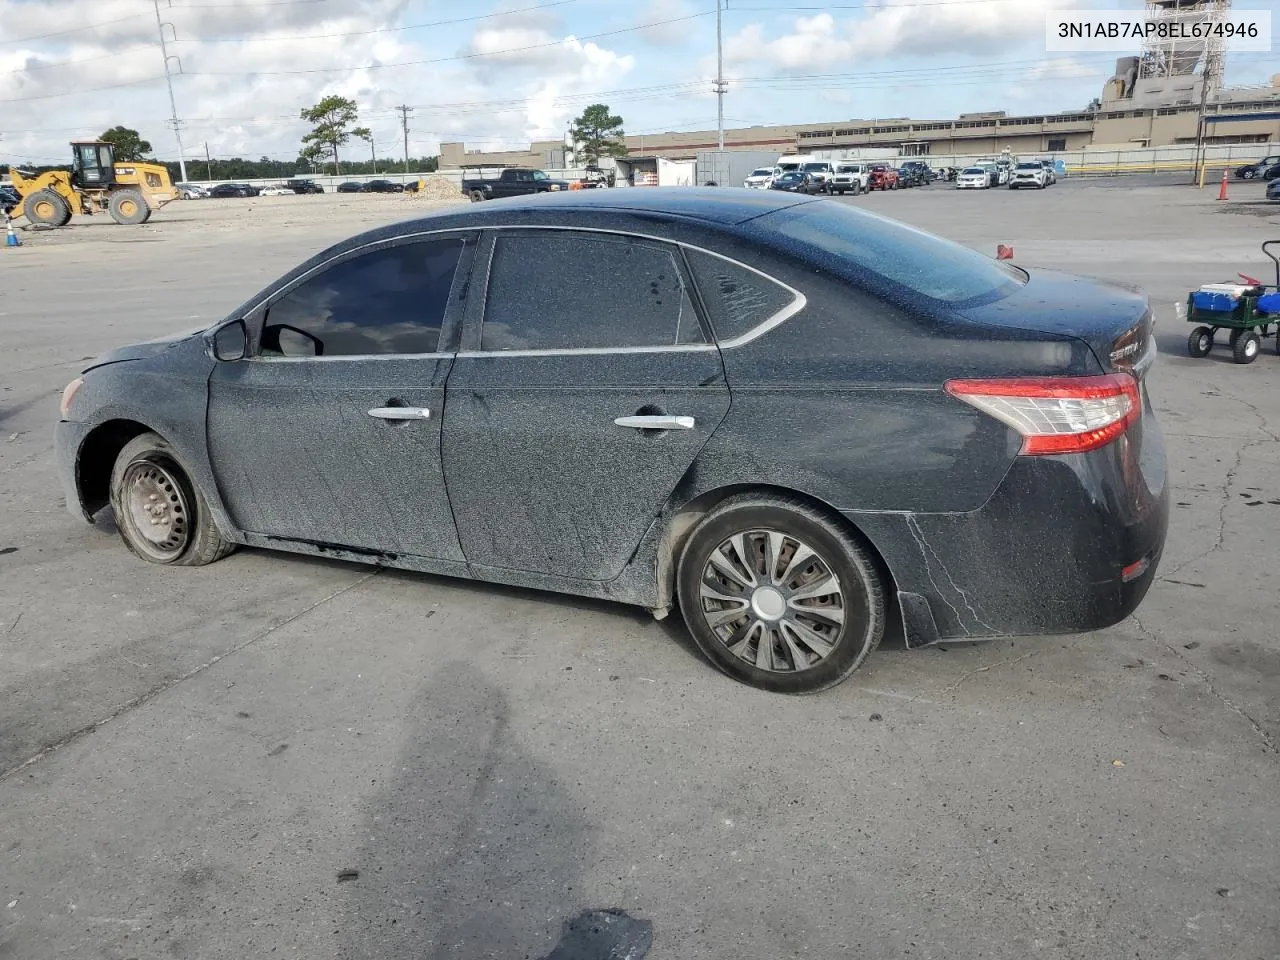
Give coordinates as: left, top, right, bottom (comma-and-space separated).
54, 188, 1168, 694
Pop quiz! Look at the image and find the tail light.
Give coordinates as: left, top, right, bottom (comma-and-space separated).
945, 374, 1140, 455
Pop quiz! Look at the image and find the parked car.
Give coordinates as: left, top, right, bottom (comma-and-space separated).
208, 183, 258, 198
286, 179, 324, 194
1261, 162, 1280, 182
175, 182, 208, 200
1233, 155, 1280, 180
800, 161, 836, 191
52, 188, 1167, 694
867, 165, 899, 191
1008, 161, 1049, 190
956, 167, 990, 190
0, 183, 20, 214
461, 167, 571, 202
769, 171, 822, 194
1032, 160, 1057, 185
259, 184, 292, 196
336, 181, 366, 193
830, 162, 869, 195
364, 179, 406, 193
743, 167, 775, 189
1267, 178, 1280, 201
899, 161, 933, 187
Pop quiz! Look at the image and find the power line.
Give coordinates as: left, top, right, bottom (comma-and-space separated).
0, 76, 165, 104
0, 13, 150, 45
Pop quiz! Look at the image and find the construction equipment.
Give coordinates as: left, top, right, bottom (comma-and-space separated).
8, 141, 178, 228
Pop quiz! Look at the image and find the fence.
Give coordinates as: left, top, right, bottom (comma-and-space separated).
923, 143, 1271, 178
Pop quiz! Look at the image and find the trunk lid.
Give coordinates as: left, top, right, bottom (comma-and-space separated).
958, 268, 1155, 378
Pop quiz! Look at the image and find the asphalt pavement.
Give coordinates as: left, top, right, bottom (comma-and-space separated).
1, 183, 1277, 960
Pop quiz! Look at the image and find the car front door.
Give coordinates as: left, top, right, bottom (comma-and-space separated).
206, 232, 477, 561
441, 228, 731, 583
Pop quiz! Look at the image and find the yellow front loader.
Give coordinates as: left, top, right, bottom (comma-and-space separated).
9, 141, 178, 228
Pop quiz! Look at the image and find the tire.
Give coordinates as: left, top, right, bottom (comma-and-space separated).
676, 494, 886, 695
109, 432, 234, 567
469, 190, 485, 203
1231, 330, 1260, 364
108, 189, 150, 225
1242, 169, 1256, 180
1187, 326, 1214, 358
24, 189, 70, 227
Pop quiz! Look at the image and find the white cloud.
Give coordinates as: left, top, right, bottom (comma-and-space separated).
633, 0, 696, 45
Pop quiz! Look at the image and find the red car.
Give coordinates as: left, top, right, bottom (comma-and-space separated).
868, 165, 899, 191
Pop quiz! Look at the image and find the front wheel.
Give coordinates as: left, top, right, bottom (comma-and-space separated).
108, 189, 150, 225
1231, 330, 1260, 364
676, 495, 886, 694
109, 432, 234, 566
1242, 169, 1257, 180
1187, 326, 1214, 358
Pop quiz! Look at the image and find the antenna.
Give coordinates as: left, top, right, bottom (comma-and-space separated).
153, 0, 187, 182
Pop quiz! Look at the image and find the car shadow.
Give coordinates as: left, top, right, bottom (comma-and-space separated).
332, 662, 653, 960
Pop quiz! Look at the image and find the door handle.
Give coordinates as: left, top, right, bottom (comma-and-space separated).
614, 414, 696, 431
368, 407, 430, 420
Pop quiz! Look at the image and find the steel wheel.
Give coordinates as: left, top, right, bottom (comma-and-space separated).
118, 458, 191, 562
698, 529, 848, 673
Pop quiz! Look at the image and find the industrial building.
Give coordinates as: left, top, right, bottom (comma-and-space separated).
440, 0, 1279, 170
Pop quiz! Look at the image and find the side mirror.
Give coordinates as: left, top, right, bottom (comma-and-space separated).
212, 319, 247, 361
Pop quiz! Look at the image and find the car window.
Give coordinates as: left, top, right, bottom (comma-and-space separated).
684, 247, 798, 343
481, 232, 704, 351
261, 238, 464, 358
757, 201, 1026, 308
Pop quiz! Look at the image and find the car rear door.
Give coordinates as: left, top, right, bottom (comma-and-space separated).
206, 232, 478, 560
441, 228, 731, 583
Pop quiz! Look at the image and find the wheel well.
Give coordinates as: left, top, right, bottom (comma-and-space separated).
654, 484, 900, 622
77, 419, 152, 517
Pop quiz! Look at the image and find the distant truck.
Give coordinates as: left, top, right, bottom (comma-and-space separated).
461, 167, 571, 202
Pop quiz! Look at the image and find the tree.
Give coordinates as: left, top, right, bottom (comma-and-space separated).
99, 126, 152, 161
569, 103, 628, 165
353, 126, 373, 172
299, 95, 366, 176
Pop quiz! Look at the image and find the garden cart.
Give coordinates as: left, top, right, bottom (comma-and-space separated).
1185, 240, 1280, 364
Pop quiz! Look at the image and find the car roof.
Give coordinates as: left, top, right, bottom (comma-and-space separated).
440, 186, 813, 225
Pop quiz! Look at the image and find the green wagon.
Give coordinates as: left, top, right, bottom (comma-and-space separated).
1185, 241, 1280, 364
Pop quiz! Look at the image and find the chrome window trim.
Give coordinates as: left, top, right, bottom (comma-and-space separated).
239, 224, 806, 363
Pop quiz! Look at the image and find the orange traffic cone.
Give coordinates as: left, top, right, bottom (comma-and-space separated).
1218, 170, 1229, 201
996, 244, 1014, 260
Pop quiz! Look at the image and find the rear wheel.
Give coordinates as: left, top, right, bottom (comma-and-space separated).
1187, 326, 1214, 358
24, 189, 69, 227
109, 432, 234, 566
108, 189, 150, 225
676, 494, 886, 695
469, 189, 485, 202
1231, 330, 1260, 364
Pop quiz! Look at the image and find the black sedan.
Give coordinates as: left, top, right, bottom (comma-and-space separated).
364, 179, 406, 193
207, 183, 258, 198
336, 181, 366, 193
769, 171, 823, 194
52, 189, 1167, 694
1234, 155, 1280, 180
1268, 178, 1280, 201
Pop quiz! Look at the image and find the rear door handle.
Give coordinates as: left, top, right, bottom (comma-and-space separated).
614, 415, 696, 430
368, 407, 430, 420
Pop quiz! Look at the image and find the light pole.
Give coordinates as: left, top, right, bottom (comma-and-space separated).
153, 0, 187, 182
714, 0, 726, 150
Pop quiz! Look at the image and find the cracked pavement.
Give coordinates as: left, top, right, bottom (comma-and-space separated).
1, 184, 1278, 959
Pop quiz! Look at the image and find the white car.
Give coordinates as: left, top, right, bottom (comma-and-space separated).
800, 161, 836, 191
1008, 162, 1048, 189
742, 167, 774, 189
259, 184, 292, 196
176, 182, 208, 200
956, 167, 990, 189
830, 163, 870, 195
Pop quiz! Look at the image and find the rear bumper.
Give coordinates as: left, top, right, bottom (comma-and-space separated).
847, 398, 1169, 646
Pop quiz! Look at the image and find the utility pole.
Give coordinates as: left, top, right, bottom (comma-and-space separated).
205, 141, 212, 181
369, 133, 376, 173
396, 104, 414, 174
153, 0, 187, 182
714, 0, 726, 150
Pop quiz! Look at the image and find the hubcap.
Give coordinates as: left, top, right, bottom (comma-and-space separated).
121, 459, 190, 561
1247, 338, 1258, 357
34, 200, 54, 219
120, 199, 137, 216
698, 529, 848, 674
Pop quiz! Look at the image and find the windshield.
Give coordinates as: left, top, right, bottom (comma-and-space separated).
836, 166, 859, 173
801, 163, 827, 172
962, 167, 984, 174
1016, 163, 1040, 170
777, 162, 801, 172
757, 201, 1026, 308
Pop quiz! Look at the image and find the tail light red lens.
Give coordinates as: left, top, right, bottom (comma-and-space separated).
944, 374, 1140, 455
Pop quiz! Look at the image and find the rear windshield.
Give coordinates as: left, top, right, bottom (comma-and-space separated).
756, 201, 1026, 308
1016, 163, 1040, 170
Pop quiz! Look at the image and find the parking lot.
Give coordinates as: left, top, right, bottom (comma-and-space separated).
1, 181, 1278, 959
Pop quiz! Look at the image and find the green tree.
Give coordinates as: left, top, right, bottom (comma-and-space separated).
98, 126, 153, 161
569, 103, 628, 165
299, 95, 365, 175
353, 126, 374, 172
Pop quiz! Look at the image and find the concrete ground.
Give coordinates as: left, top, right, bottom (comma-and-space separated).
1, 181, 1278, 960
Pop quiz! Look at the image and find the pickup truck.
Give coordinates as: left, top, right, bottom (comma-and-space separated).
461, 168, 571, 202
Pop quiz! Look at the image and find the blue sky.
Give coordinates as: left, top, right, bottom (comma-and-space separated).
0, 0, 1276, 167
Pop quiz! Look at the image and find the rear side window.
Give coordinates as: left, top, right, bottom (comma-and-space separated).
683, 247, 798, 344
482, 232, 705, 351
262, 238, 463, 357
